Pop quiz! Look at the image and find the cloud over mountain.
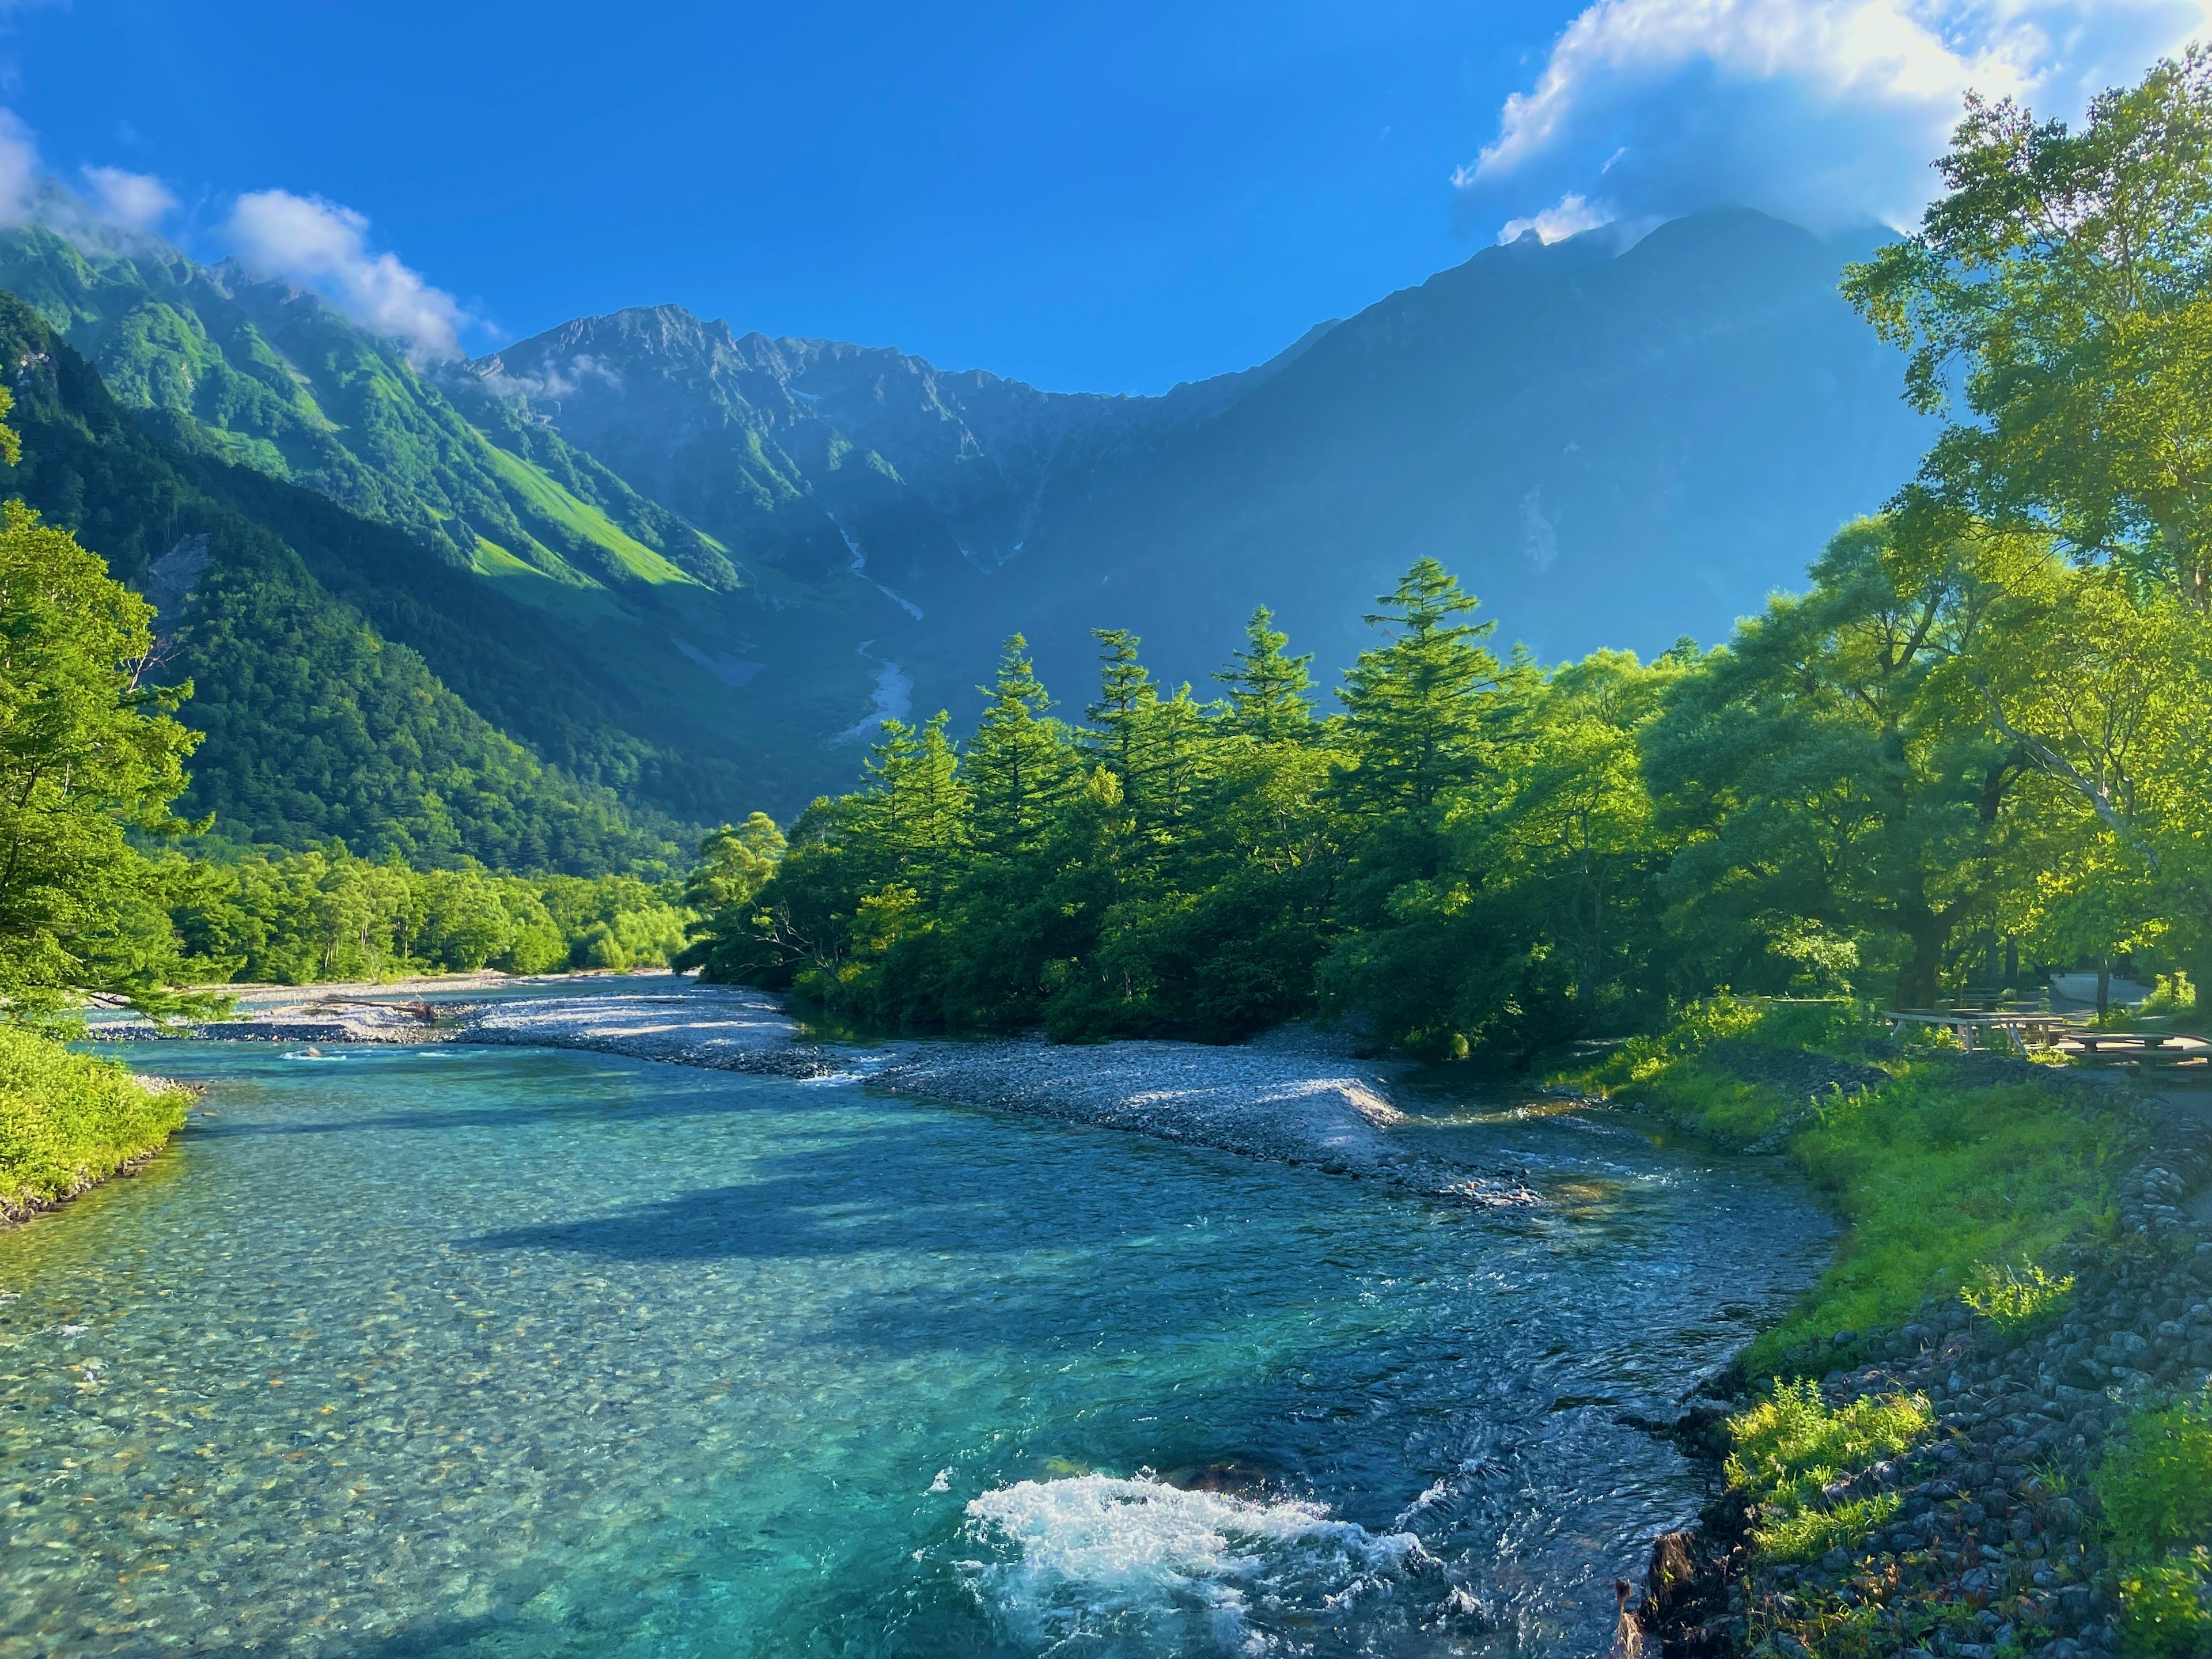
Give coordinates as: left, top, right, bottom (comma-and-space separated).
224, 189, 472, 361
1467, 0, 2210, 241
79, 165, 175, 231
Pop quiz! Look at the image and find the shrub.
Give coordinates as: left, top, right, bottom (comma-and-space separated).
1960, 1260, 2075, 1335
2097, 1391, 2212, 1658
1727, 1379, 1933, 1510
0, 1026, 189, 1215
1753, 1493, 1903, 1563
2115, 1554, 2212, 1659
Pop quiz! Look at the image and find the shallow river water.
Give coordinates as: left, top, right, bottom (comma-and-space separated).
1, 1035, 1831, 1658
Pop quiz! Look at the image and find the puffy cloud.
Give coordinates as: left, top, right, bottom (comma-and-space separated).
1466, 0, 2212, 240
224, 189, 472, 361
81, 165, 176, 230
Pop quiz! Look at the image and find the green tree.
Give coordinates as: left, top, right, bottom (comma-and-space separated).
0, 501, 200, 1013
966, 635, 1075, 858
1215, 606, 1315, 744
1335, 559, 1512, 813
1846, 48, 2212, 609
1645, 519, 2025, 1008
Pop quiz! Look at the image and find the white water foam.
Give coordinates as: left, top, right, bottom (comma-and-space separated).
960, 1473, 1432, 1653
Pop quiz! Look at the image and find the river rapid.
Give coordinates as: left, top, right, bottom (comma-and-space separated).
1, 1003, 1833, 1658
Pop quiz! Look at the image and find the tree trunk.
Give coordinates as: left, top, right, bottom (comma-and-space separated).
1897, 917, 1945, 1010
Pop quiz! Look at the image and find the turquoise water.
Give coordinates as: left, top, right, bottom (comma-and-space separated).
1, 1039, 1831, 1657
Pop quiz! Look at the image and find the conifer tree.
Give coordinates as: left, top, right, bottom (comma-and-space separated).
1336, 559, 1509, 812
1085, 628, 1158, 817
860, 711, 968, 897
1215, 606, 1315, 744
967, 635, 1073, 858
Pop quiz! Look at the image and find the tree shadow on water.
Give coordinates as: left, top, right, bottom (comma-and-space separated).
459, 1169, 1047, 1262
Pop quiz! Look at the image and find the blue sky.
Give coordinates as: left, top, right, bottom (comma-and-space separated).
3, 0, 2203, 392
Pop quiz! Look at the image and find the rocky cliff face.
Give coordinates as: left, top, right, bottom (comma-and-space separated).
466, 305, 1332, 601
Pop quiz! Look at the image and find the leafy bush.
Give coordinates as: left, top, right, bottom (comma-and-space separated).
2143, 973, 2197, 1016
2115, 1555, 2212, 1659
2096, 1390, 2212, 1659
0, 1026, 188, 1214
1960, 1260, 2075, 1335
1753, 1493, 1903, 1564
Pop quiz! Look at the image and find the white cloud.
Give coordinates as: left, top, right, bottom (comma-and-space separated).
81, 165, 175, 231
477, 351, 621, 401
0, 107, 39, 225
1465, 0, 2212, 238
224, 189, 472, 361
1497, 190, 1613, 244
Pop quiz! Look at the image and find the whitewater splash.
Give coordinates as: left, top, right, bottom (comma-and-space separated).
959, 1473, 1444, 1654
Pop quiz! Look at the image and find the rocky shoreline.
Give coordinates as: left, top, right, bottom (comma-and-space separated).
1632, 1076, 2212, 1659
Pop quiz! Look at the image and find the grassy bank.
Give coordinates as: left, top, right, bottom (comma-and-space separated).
0, 1027, 191, 1223
1570, 998, 2212, 1656
1569, 996, 2138, 1378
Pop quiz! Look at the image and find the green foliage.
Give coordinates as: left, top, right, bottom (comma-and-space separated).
1725, 1380, 1930, 1562
0, 499, 202, 1013
158, 846, 688, 984
1728, 1379, 1933, 1510
2097, 1391, 2212, 1658
2146, 973, 2198, 1014
1573, 997, 2133, 1370
1960, 1260, 2075, 1334
1752, 1494, 1904, 1565
0, 1025, 189, 1214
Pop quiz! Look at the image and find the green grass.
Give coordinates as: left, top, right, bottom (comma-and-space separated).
2097, 1390, 2212, 1658
1569, 997, 2136, 1373
479, 441, 700, 588
1725, 1379, 1930, 1562
0, 1027, 190, 1218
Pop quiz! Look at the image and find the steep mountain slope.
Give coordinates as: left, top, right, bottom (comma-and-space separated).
0, 291, 685, 870
1, 209, 1930, 823
471, 310, 1326, 603
959, 209, 1933, 703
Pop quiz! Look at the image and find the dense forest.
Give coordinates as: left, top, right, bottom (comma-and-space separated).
685, 58, 2212, 1058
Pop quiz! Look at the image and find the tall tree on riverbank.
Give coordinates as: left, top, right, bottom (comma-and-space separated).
0, 491, 202, 1014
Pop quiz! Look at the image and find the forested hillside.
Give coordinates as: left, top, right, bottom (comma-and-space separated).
0, 293, 684, 871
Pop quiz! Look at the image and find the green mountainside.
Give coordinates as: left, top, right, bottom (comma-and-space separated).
0, 290, 685, 872
469, 213, 1932, 753
0, 225, 892, 819
0, 225, 733, 593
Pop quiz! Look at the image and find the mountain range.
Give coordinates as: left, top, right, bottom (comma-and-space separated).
0, 208, 1930, 866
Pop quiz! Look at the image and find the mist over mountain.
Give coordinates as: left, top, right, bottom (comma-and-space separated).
0, 206, 1928, 834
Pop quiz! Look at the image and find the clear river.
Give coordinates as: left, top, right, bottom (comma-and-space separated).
0, 1027, 1833, 1658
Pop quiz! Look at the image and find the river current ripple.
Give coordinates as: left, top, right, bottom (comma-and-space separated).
0, 1020, 1832, 1658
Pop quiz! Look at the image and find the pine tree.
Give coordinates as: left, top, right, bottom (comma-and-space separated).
1336, 559, 1509, 812
1084, 628, 1160, 822
967, 635, 1073, 858
1215, 606, 1315, 744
